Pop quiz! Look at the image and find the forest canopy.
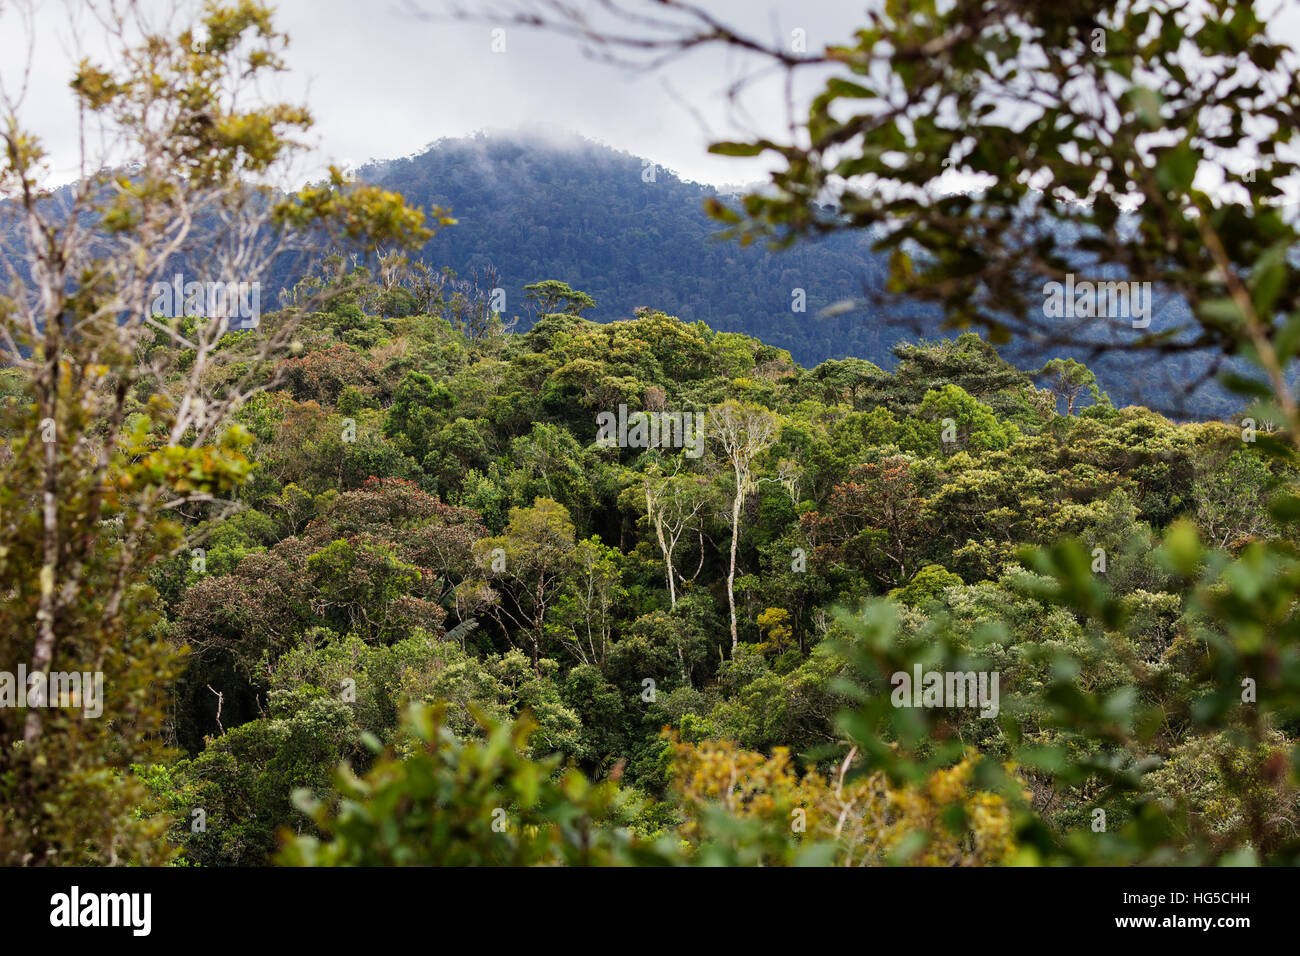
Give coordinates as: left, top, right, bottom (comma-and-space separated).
2, 0, 1300, 873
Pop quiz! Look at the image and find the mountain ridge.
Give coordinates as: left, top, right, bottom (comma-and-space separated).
355, 129, 1237, 419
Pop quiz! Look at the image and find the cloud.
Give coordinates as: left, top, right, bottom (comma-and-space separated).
5, 0, 1300, 200
0, 0, 862, 186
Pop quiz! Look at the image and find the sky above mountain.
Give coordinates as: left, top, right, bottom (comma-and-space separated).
4, 0, 1299, 199
0, 0, 865, 188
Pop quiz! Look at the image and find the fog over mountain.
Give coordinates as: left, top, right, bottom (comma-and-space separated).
0, 126, 1240, 418
356, 129, 1239, 419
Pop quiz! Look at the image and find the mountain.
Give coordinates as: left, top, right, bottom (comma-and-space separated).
356, 130, 1238, 419
2, 129, 1240, 418
357, 129, 919, 365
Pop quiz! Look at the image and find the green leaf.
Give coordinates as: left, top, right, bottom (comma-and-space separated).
825, 78, 877, 99
1154, 142, 1199, 195
1249, 241, 1289, 317
708, 141, 767, 157
1200, 297, 1244, 326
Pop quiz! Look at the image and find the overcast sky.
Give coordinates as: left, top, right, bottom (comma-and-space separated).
0, 0, 865, 188
282, 0, 865, 186
3, 0, 1300, 194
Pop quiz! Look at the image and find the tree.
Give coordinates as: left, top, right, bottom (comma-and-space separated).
305, 537, 437, 643
473, 497, 577, 669
0, 0, 435, 864
640, 461, 710, 609
145, 695, 360, 866
803, 457, 933, 591
280, 703, 669, 867
384, 371, 450, 462
434, 266, 512, 345
524, 279, 596, 317
887, 335, 1032, 418
1039, 358, 1101, 416
708, 401, 779, 652
798, 357, 886, 410
1192, 449, 1278, 549
909, 385, 1018, 455
668, 738, 1016, 866
551, 536, 625, 670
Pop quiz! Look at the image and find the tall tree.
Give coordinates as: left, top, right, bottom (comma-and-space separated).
473, 497, 577, 669
1039, 358, 1101, 416
640, 460, 710, 609
707, 401, 779, 652
0, 0, 435, 864
524, 279, 596, 317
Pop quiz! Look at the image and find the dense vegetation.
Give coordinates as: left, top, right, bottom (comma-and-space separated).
101, 273, 1291, 866
4, 0, 1300, 870
353, 132, 1239, 419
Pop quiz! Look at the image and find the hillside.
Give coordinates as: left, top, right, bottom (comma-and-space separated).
0, 129, 1242, 418
357, 131, 907, 361
117, 302, 1285, 865
356, 130, 1238, 419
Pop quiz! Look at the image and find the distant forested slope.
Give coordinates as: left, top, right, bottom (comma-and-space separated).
355, 130, 1239, 419
358, 130, 918, 368
0, 130, 1239, 416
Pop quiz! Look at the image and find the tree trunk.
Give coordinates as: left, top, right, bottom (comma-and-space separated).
664, 550, 677, 609
726, 489, 741, 653
26, 343, 61, 744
